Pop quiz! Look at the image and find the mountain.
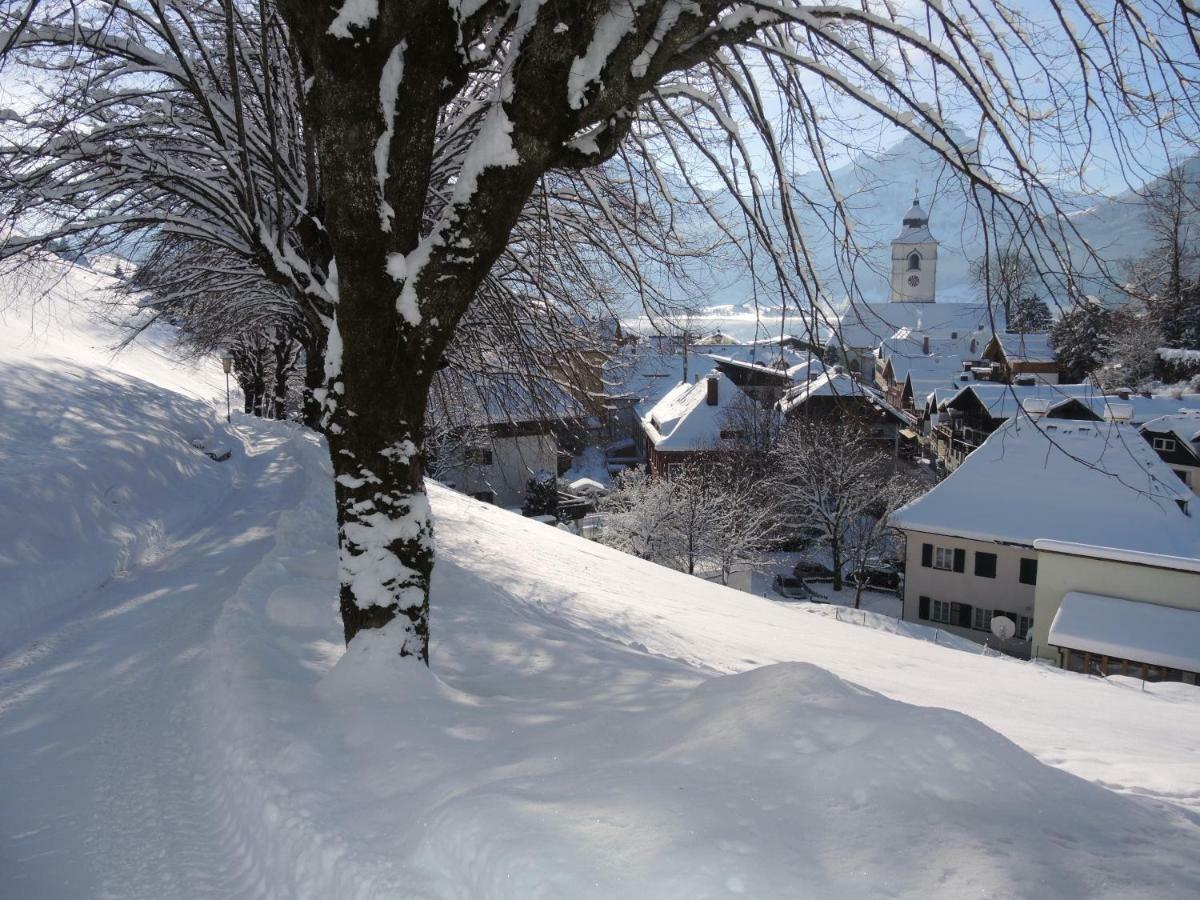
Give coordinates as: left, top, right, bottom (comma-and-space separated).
639, 134, 1193, 330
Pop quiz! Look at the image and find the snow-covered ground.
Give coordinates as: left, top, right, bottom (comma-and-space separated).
3, 256, 1200, 898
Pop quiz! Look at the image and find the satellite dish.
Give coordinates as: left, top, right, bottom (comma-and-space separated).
990, 615, 1016, 640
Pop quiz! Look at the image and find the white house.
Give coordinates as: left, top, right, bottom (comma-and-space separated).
1032, 541, 1200, 684
891, 408, 1200, 658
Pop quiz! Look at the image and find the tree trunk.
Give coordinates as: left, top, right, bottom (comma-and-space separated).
853, 581, 864, 609
831, 535, 843, 591
301, 319, 328, 431
323, 298, 435, 657
271, 328, 295, 421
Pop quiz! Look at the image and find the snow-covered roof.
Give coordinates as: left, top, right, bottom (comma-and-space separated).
945, 383, 1103, 418
994, 332, 1055, 364
831, 302, 996, 351
1049, 592, 1200, 673
939, 384, 1200, 427
891, 417, 1200, 556
642, 370, 746, 451
776, 370, 863, 416
1141, 410, 1200, 454
1034, 539, 1200, 574
430, 372, 588, 429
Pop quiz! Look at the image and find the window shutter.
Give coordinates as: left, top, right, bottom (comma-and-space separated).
974, 552, 997, 578
919, 596, 930, 620
953, 548, 966, 572
957, 603, 973, 628
922, 543, 933, 567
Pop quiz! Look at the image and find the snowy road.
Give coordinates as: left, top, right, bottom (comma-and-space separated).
0, 427, 303, 899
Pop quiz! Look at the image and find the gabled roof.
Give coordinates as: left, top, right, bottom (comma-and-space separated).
776, 370, 864, 416
944, 383, 1105, 419
991, 332, 1055, 364
642, 370, 745, 451
892, 418, 1200, 555
1141, 410, 1200, 460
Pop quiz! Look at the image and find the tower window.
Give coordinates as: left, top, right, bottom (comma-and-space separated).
907, 252, 921, 271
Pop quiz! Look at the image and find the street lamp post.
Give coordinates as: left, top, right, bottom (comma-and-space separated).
221, 351, 234, 423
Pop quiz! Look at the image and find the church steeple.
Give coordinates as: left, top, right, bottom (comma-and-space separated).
890, 186, 938, 303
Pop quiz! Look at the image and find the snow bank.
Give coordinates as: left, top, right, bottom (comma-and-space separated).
0, 257, 235, 650
204, 450, 1200, 897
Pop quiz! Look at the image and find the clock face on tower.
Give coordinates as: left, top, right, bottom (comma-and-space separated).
907, 274, 920, 287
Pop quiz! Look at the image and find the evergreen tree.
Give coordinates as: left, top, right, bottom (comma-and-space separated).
1051, 302, 1114, 383
522, 471, 559, 519
1008, 295, 1053, 334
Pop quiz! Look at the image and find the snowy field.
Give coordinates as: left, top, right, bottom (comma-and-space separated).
3, 258, 1200, 898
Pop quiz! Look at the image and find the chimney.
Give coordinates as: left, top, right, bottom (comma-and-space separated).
922, 335, 930, 355
1022, 397, 1051, 419
706, 376, 719, 406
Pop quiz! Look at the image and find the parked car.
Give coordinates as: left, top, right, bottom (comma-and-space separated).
850, 560, 901, 591
772, 575, 820, 601
792, 560, 835, 581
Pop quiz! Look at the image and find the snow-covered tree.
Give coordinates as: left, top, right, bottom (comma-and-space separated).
1100, 299, 1163, 390
770, 418, 905, 594
598, 469, 679, 565
1052, 301, 1114, 384
705, 460, 777, 586
6, 2, 1200, 659
1125, 166, 1200, 349
972, 249, 1038, 323
1008, 295, 1053, 334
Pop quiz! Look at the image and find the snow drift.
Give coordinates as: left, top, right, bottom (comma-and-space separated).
202, 432, 1200, 898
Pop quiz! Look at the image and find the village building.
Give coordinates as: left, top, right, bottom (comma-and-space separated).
1031, 541, 1200, 684
826, 193, 996, 376
428, 374, 589, 508
776, 368, 912, 455
891, 409, 1199, 661
979, 332, 1060, 384
640, 369, 755, 478
922, 383, 1200, 470
1141, 409, 1200, 494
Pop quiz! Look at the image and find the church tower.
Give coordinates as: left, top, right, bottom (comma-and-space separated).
890, 187, 938, 302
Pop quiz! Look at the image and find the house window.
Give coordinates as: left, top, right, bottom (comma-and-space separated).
974, 551, 997, 579
1174, 468, 1189, 484
1153, 437, 1177, 452
1019, 558, 1038, 585
931, 599, 951, 624
925, 545, 965, 572
907, 252, 921, 271
465, 446, 493, 465
973, 607, 992, 631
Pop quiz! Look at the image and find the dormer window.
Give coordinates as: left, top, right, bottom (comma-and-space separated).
907, 252, 921, 271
